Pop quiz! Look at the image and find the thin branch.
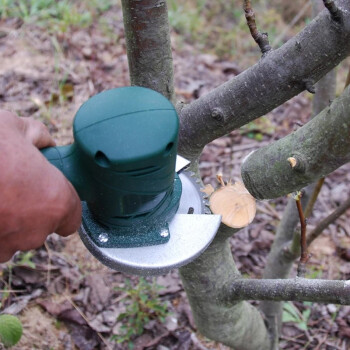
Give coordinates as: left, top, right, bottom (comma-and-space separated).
295, 197, 307, 259
323, 0, 342, 22
307, 196, 350, 246
304, 177, 325, 218
345, 65, 350, 89
224, 278, 350, 304
243, 0, 271, 54
295, 194, 309, 277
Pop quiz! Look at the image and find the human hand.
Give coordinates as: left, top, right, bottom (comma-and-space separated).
0, 110, 82, 262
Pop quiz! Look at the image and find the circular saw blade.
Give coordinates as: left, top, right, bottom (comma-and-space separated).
79, 170, 221, 275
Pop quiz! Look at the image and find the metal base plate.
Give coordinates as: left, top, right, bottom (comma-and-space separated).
79, 172, 221, 275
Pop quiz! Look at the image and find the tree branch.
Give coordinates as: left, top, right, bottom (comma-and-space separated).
295, 194, 309, 277
121, 0, 175, 102
178, 0, 350, 159
243, 0, 271, 55
323, 0, 342, 22
223, 278, 350, 304
241, 85, 350, 200
304, 178, 325, 218
307, 196, 350, 246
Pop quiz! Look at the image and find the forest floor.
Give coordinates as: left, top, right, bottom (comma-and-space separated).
1, 1, 350, 349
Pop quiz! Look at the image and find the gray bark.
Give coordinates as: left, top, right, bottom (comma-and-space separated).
121, 0, 175, 102
241, 85, 350, 199
224, 278, 350, 304
259, 194, 310, 346
178, 0, 350, 160
179, 226, 270, 350
259, 2, 337, 343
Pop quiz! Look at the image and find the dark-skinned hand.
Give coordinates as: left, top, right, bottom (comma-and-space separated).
0, 110, 81, 262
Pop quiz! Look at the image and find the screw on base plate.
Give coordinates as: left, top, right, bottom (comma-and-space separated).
98, 233, 109, 243
160, 229, 169, 238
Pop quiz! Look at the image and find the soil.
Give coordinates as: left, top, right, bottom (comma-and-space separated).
0, 4, 350, 350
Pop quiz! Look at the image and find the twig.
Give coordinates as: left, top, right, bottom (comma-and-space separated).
304, 177, 325, 218
295, 193, 309, 277
44, 242, 52, 287
243, 0, 271, 54
307, 196, 350, 246
323, 0, 342, 22
345, 65, 350, 89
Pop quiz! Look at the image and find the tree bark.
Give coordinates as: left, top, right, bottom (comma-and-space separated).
121, 0, 175, 102
259, 193, 310, 347
224, 278, 350, 304
179, 226, 270, 350
241, 85, 350, 199
178, 0, 350, 160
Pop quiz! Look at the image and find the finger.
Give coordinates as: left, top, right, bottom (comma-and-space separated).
22, 118, 56, 148
0, 249, 15, 263
55, 181, 82, 237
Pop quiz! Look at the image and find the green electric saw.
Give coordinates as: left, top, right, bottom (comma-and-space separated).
41, 87, 221, 275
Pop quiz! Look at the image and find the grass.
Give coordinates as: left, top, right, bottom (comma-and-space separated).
0, 0, 118, 33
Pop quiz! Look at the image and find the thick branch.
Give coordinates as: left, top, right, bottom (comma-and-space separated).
224, 278, 350, 304
121, 0, 175, 102
241, 85, 350, 199
178, 0, 350, 159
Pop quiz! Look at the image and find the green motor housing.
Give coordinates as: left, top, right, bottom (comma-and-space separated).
41, 87, 181, 246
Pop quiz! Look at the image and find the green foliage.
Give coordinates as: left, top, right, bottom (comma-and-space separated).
15, 251, 36, 269
0, 314, 23, 348
112, 278, 170, 348
282, 301, 312, 332
239, 116, 275, 141
0, 0, 119, 33
305, 265, 323, 279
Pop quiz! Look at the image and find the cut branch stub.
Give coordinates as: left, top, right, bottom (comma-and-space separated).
207, 175, 256, 228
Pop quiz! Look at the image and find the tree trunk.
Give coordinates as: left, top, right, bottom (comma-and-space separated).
180, 226, 270, 350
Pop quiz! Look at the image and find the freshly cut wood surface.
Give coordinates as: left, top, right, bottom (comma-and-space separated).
209, 177, 256, 228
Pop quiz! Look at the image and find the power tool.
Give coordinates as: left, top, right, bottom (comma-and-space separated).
41, 87, 221, 275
